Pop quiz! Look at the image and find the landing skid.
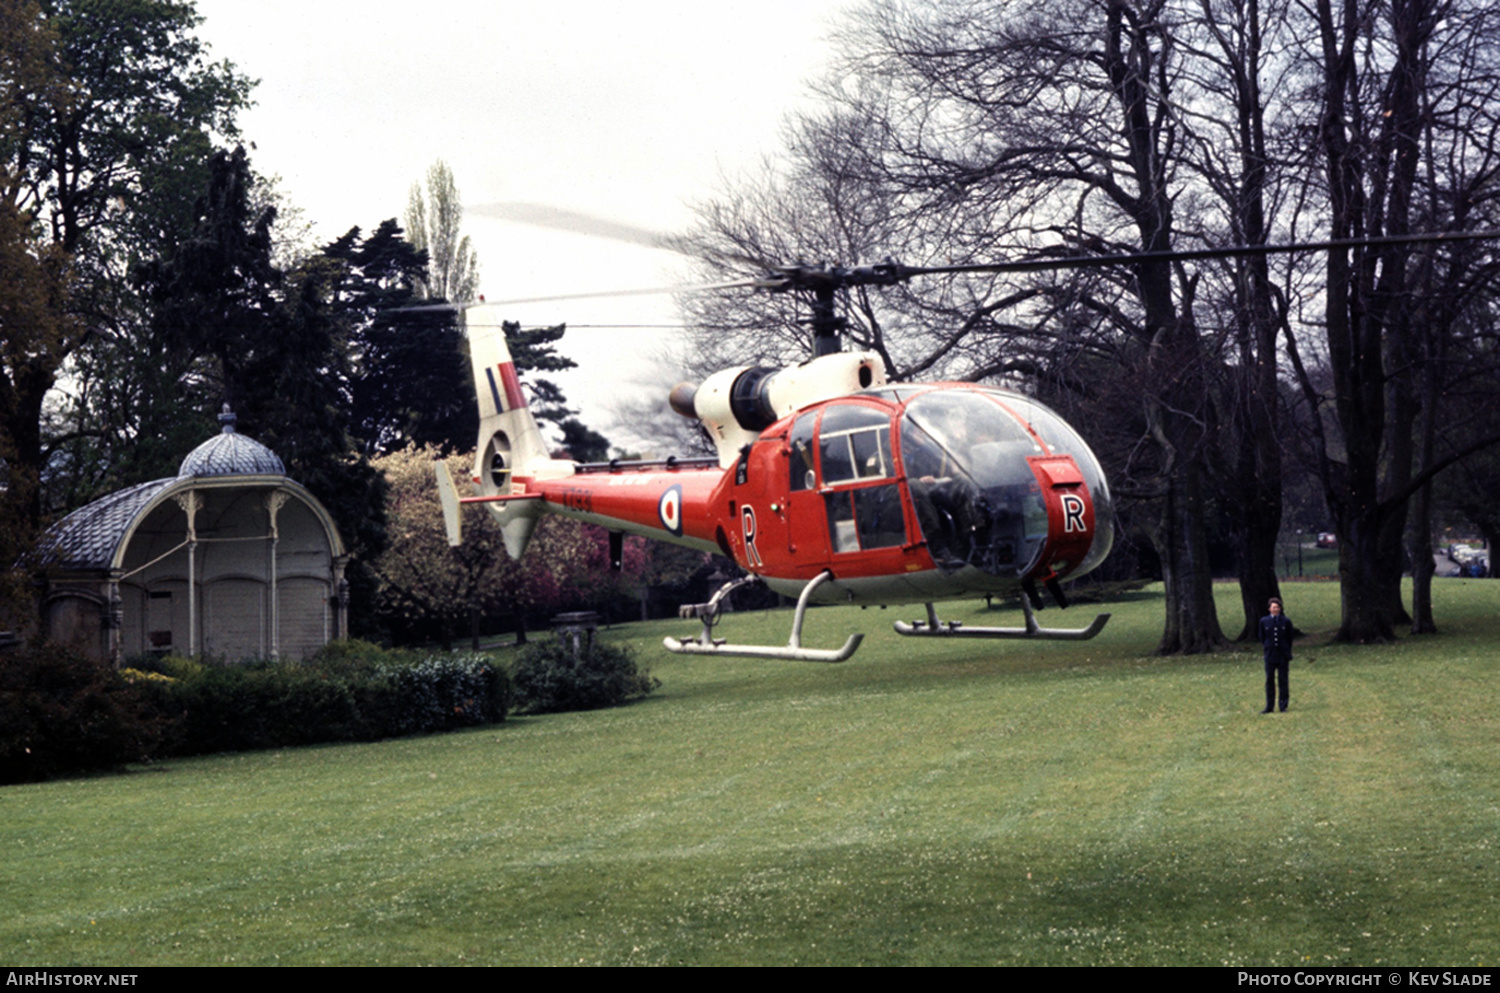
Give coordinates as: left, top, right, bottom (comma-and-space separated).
664, 570, 864, 662
894, 596, 1110, 641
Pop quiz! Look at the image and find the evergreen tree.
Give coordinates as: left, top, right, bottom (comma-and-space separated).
558, 418, 611, 462
321, 220, 475, 455
499, 319, 576, 428
1, 0, 250, 524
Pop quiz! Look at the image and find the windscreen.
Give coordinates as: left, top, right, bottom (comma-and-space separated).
900, 390, 1049, 577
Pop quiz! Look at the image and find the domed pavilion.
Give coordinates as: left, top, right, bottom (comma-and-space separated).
39, 408, 348, 664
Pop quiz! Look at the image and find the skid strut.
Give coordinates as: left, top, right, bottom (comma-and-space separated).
664, 570, 864, 662
893, 595, 1110, 640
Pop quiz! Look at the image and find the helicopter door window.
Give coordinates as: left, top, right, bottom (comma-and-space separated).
817, 403, 893, 486
826, 492, 859, 553
849, 428, 889, 479
854, 484, 905, 548
825, 483, 905, 553
789, 412, 817, 491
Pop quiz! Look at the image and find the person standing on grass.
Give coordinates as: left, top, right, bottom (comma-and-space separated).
1259, 597, 1293, 713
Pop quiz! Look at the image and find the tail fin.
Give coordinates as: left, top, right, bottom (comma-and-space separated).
461, 304, 573, 558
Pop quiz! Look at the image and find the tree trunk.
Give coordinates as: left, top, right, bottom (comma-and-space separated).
1379, 332, 1417, 630
1234, 509, 1282, 642
1408, 339, 1442, 634
1408, 479, 1437, 634
1220, 0, 1285, 642
1376, 501, 1413, 628
3, 364, 53, 529
1337, 521, 1396, 643
1155, 429, 1226, 655
1311, 0, 1435, 645
1227, 319, 1284, 641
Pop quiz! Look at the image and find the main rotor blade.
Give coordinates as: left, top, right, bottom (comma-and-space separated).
392, 277, 774, 313
400, 228, 1500, 314
469, 202, 678, 251
396, 301, 464, 313
902, 229, 1500, 279
479, 277, 770, 307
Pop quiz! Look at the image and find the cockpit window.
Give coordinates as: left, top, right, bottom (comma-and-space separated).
904, 390, 1040, 461
859, 386, 920, 405
818, 403, 893, 485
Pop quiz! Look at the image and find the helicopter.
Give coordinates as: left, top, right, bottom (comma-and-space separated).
434, 231, 1497, 661
436, 259, 1116, 662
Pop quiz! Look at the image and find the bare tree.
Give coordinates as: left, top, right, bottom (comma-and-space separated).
681, 0, 1500, 650
1290, 0, 1500, 642
1173, 0, 1306, 639
1404, 15, 1500, 632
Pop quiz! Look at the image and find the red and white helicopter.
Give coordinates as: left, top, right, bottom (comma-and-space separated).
433, 231, 1500, 661
436, 261, 1114, 661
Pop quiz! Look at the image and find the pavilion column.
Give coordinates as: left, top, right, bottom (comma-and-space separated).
333, 556, 349, 642
106, 571, 123, 667
173, 490, 201, 656
265, 491, 288, 660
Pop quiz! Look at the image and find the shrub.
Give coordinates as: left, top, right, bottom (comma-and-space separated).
0, 642, 163, 783
308, 638, 414, 674
1, 639, 514, 777
144, 661, 366, 755
512, 640, 658, 714
141, 647, 511, 757
375, 653, 511, 735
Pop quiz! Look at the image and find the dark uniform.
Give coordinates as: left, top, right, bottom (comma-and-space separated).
1258, 610, 1293, 712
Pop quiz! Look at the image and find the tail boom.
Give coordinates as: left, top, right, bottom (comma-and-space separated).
455, 305, 726, 559
509, 467, 724, 555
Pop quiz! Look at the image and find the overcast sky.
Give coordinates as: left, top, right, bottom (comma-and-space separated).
191, 0, 852, 448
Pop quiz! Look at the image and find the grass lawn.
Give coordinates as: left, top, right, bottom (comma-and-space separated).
3, 579, 1498, 965
1278, 544, 1340, 579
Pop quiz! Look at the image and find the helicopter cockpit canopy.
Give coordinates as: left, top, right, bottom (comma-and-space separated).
895, 387, 1114, 582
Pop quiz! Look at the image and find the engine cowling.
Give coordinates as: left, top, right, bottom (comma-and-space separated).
676, 351, 887, 467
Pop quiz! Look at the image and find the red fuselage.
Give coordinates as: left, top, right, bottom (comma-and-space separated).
505, 384, 1113, 606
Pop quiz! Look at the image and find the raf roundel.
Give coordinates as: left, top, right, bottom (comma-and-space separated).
657, 485, 684, 537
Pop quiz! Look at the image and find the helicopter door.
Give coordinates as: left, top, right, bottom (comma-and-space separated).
813, 402, 908, 563
784, 410, 830, 568
1028, 454, 1095, 579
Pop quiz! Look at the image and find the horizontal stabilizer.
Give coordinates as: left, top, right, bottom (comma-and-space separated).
435, 460, 463, 547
